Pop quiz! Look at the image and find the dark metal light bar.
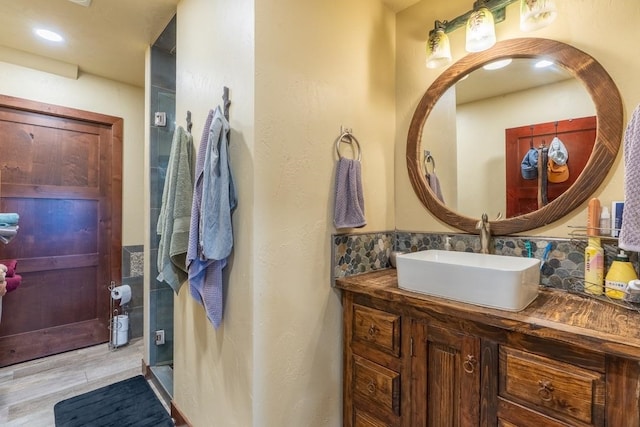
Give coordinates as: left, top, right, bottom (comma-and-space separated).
430, 0, 518, 36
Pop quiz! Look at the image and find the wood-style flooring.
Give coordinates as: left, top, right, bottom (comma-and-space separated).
0, 338, 170, 426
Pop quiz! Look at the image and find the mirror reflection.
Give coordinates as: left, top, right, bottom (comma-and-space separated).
420, 57, 596, 219
407, 38, 622, 235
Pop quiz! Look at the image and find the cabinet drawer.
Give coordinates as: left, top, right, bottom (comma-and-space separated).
353, 355, 401, 416
498, 398, 573, 427
499, 347, 604, 426
352, 304, 401, 357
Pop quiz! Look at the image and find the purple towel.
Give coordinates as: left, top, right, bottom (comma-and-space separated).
333, 158, 366, 229
426, 172, 445, 203
620, 104, 640, 251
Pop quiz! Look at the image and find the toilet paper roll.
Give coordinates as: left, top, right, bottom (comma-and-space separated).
111, 285, 132, 306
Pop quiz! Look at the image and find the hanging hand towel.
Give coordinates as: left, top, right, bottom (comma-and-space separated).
187, 106, 236, 329
426, 172, 445, 203
619, 104, 640, 251
333, 158, 366, 229
157, 125, 194, 293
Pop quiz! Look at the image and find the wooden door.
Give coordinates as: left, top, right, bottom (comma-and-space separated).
411, 320, 481, 427
0, 95, 122, 367
505, 116, 596, 217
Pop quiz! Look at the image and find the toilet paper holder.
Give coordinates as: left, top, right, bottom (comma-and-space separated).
108, 281, 130, 350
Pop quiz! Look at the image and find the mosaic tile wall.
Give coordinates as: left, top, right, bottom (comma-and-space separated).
332, 230, 639, 294
121, 245, 144, 339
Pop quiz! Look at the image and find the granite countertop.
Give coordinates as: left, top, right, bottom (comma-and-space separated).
335, 269, 640, 360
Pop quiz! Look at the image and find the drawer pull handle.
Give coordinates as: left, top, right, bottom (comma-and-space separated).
463, 355, 476, 374
537, 380, 554, 402
367, 380, 377, 394
367, 324, 378, 339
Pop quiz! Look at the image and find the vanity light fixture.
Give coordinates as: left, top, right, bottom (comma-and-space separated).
466, 1, 496, 52
425, 0, 558, 68
426, 21, 452, 69
520, 0, 557, 32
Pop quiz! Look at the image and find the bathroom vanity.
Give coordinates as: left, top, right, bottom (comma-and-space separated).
336, 269, 640, 427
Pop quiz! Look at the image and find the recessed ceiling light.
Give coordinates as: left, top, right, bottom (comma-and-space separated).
34, 28, 64, 43
68, 0, 92, 6
482, 58, 512, 71
535, 59, 554, 68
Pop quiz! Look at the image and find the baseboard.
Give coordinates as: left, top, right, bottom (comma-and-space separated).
142, 359, 191, 426
171, 401, 192, 427
141, 358, 150, 377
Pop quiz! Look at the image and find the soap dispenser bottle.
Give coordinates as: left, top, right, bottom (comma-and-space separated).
444, 236, 452, 251
605, 250, 638, 300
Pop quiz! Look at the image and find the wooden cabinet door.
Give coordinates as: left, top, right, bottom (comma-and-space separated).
0, 95, 122, 366
411, 319, 481, 427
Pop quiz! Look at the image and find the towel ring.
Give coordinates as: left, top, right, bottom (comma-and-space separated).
424, 150, 436, 174
335, 132, 362, 161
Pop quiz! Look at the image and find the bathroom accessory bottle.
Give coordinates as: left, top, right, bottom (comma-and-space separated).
605, 250, 638, 300
444, 236, 452, 251
625, 279, 640, 303
584, 237, 604, 295
584, 198, 604, 295
587, 197, 601, 237
599, 206, 611, 236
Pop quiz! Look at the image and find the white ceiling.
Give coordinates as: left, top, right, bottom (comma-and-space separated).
0, 0, 179, 87
456, 59, 573, 105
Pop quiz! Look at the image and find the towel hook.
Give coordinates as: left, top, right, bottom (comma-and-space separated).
335, 130, 361, 161
424, 150, 436, 174
222, 86, 231, 121
186, 110, 193, 133
529, 126, 534, 149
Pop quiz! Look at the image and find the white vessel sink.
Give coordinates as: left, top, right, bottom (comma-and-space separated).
396, 250, 541, 312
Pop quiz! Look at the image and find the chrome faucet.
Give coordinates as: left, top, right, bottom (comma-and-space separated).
476, 213, 491, 254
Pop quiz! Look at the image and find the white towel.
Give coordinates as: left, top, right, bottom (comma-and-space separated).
619, 104, 640, 252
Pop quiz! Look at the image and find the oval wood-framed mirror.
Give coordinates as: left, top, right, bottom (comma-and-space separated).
407, 38, 623, 235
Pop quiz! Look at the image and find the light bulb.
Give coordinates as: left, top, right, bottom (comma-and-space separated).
426, 28, 452, 69
520, 0, 558, 32
466, 7, 496, 53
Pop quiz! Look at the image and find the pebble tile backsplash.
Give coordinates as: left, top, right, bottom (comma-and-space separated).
332, 230, 638, 294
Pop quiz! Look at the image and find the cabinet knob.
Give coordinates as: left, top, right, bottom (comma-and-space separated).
367, 380, 377, 394
537, 380, 554, 402
463, 354, 477, 374
367, 324, 378, 339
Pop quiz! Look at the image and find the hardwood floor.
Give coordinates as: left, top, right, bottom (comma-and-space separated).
0, 338, 170, 426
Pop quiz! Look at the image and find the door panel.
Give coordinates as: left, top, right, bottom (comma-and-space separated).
0, 95, 122, 367
505, 116, 596, 217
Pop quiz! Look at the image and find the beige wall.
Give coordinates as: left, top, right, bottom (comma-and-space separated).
0, 61, 145, 246
396, 0, 638, 236
172, 0, 395, 425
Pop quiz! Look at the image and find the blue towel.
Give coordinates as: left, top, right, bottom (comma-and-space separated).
333, 158, 366, 229
0, 213, 19, 226
187, 107, 236, 328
